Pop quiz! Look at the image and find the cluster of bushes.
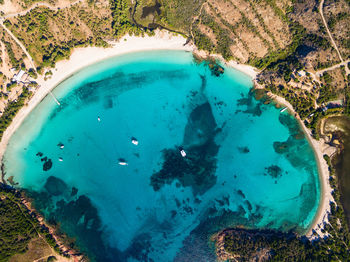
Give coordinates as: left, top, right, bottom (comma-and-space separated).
265, 83, 314, 119
344, 87, 350, 116
250, 21, 306, 71
161, 0, 205, 32
246, 0, 279, 49
199, 9, 234, 60
327, 12, 349, 30
192, 26, 215, 53
0, 87, 31, 140
3, 41, 23, 70
110, 0, 143, 38
6, 4, 112, 70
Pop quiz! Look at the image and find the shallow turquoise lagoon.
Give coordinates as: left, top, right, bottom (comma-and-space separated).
4, 50, 320, 261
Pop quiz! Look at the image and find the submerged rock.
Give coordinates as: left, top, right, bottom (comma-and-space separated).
208, 62, 224, 77
44, 176, 68, 196
71, 187, 78, 197
43, 158, 53, 171
150, 101, 219, 195
183, 102, 217, 148
265, 165, 283, 178
238, 146, 250, 154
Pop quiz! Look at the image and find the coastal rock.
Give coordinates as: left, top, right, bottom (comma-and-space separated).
43, 158, 53, 171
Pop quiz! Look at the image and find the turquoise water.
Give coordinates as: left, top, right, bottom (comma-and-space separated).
4, 50, 320, 261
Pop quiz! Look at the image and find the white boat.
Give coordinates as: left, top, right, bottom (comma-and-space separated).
97, 116, 101, 122
180, 149, 186, 157
118, 158, 128, 166
131, 137, 139, 145
60, 145, 64, 149
58, 157, 63, 162
280, 107, 287, 113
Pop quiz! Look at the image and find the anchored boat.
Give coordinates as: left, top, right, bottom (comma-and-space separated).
131, 137, 139, 145
118, 158, 128, 166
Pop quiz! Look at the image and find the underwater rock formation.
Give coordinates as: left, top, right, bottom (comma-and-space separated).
183, 102, 217, 148
44, 176, 68, 196
265, 165, 283, 178
150, 101, 219, 195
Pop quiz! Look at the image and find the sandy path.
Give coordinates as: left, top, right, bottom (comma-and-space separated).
319, 0, 344, 64
316, 59, 350, 77
0, 20, 36, 70
2, 0, 83, 19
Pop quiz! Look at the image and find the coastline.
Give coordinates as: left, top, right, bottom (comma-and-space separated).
0, 28, 332, 247
0, 30, 259, 162
0, 30, 192, 161
266, 92, 336, 238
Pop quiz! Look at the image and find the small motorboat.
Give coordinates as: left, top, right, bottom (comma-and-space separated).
57, 142, 64, 149
97, 116, 101, 122
58, 157, 63, 162
280, 107, 287, 113
131, 137, 139, 145
118, 158, 128, 166
180, 149, 186, 157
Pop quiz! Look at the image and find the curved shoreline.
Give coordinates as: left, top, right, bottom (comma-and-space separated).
0, 31, 192, 161
267, 93, 335, 238
0, 30, 330, 240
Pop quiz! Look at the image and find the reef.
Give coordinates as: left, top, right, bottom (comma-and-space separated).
36, 152, 53, 171
150, 102, 219, 195
238, 146, 250, 154
236, 89, 264, 116
208, 62, 224, 77
265, 165, 283, 178
44, 176, 68, 196
27, 188, 123, 261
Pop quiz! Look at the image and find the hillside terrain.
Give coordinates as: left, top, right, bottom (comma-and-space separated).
0, 0, 349, 261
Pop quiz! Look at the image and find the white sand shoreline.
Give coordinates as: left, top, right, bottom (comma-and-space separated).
0, 29, 331, 240
0, 31, 192, 161
0, 30, 258, 161
267, 93, 335, 238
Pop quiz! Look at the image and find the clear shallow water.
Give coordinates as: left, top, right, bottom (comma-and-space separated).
4, 50, 320, 261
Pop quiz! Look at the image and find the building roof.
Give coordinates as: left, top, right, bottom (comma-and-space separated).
12, 70, 26, 83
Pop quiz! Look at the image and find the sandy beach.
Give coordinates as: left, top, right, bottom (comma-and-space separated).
267, 93, 336, 238
0, 30, 192, 161
0, 29, 332, 240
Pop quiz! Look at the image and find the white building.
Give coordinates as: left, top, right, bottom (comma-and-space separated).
297, 70, 306, 77
12, 70, 27, 83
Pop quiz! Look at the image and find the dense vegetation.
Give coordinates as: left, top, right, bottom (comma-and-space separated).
0, 183, 63, 261
5, 4, 112, 71
0, 185, 37, 261
111, 0, 142, 37
0, 87, 32, 141
220, 154, 350, 261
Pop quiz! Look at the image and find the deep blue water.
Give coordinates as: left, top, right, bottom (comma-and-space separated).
4, 50, 320, 261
